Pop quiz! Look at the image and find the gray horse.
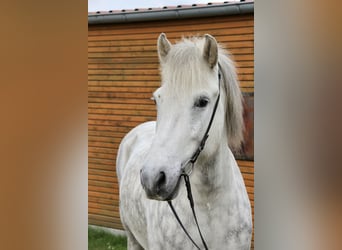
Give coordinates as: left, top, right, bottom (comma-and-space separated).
117, 33, 252, 250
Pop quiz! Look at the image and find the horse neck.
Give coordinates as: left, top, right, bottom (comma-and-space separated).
190, 141, 235, 203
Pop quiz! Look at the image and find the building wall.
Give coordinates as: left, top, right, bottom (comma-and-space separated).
88, 13, 254, 244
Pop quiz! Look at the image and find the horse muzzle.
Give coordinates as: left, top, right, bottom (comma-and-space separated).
140, 166, 182, 201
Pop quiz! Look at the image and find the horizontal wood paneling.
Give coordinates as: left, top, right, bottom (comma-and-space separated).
88, 13, 254, 239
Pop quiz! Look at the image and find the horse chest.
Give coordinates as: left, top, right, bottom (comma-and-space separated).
144, 194, 249, 249
200, 205, 251, 249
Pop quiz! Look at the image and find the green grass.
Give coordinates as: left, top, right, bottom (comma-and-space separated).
88, 226, 127, 250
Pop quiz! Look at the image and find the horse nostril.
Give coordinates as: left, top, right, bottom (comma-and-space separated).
156, 171, 166, 191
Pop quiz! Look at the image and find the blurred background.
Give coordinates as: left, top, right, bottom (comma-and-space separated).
0, 0, 340, 249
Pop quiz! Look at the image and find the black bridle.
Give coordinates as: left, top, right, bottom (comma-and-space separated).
167, 69, 222, 250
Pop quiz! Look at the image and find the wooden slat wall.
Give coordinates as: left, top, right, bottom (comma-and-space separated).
88, 13, 254, 245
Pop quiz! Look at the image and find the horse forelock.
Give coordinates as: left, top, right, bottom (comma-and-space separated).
159, 37, 215, 97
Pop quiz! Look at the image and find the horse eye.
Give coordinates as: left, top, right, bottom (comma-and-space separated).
195, 97, 209, 108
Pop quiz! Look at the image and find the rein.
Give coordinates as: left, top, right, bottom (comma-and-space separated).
168, 69, 221, 250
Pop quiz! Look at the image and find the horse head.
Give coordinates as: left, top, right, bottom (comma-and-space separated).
140, 33, 243, 201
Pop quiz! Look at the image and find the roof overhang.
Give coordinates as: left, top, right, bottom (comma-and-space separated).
88, 1, 254, 25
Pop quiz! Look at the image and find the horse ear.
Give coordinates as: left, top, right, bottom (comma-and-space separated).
157, 33, 171, 63
203, 34, 218, 68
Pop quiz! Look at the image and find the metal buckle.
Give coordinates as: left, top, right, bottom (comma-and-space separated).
182, 160, 194, 176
